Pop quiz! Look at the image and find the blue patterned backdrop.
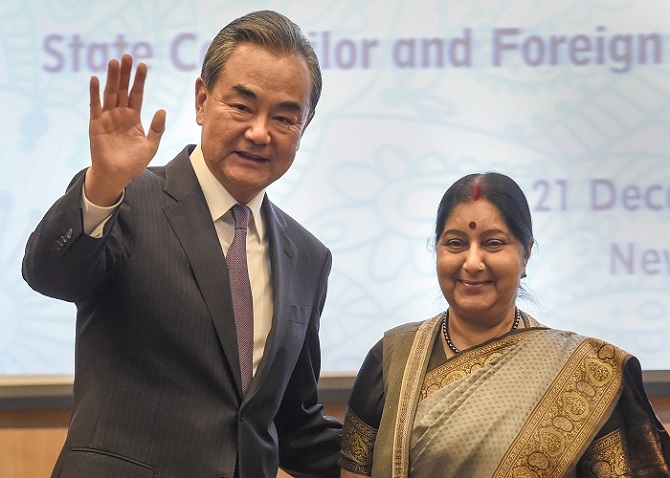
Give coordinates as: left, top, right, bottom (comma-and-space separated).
2, 0, 669, 375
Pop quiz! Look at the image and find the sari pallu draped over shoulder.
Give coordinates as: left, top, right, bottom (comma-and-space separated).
369, 312, 670, 478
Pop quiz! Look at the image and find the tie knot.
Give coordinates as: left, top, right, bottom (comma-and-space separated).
231, 204, 251, 230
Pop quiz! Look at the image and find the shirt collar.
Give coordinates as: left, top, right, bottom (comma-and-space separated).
189, 144, 265, 243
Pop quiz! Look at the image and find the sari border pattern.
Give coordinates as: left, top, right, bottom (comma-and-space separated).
392, 314, 440, 478
577, 428, 631, 477
493, 336, 627, 477
340, 406, 378, 474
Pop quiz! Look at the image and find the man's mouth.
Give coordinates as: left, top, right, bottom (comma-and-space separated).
236, 151, 267, 162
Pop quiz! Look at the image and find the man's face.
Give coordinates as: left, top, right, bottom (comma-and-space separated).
195, 43, 313, 204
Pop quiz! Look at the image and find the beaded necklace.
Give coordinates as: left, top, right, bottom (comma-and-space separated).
441, 307, 521, 354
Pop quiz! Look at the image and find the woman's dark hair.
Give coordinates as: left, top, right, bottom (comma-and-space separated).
434, 172, 534, 257
200, 10, 322, 118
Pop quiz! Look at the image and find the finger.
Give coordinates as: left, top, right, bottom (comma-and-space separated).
117, 54, 132, 107
89, 75, 101, 119
102, 58, 120, 110
127, 61, 148, 113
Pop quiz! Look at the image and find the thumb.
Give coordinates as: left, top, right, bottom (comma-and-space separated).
147, 109, 166, 149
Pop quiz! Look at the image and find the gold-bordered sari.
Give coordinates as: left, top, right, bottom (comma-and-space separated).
340, 311, 670, 477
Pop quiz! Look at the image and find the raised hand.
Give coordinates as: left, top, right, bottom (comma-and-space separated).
85, 54, 166, 206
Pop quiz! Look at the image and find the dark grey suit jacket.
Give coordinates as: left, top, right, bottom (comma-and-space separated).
22, 145, 342, 478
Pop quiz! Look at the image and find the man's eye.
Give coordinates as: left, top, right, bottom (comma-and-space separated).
275, 115, 299, 125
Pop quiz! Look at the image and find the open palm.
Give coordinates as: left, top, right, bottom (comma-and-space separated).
86, 54, 166, 206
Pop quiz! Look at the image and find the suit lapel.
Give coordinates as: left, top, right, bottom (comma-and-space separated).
246, 197, 296, 398
160, 148, 245, 397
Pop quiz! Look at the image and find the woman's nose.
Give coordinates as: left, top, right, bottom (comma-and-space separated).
462, 246, 485, 272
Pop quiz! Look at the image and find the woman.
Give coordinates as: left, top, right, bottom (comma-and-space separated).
339, 172, 670, 477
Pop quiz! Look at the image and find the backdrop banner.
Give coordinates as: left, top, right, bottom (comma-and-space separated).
3, 0, 669, 375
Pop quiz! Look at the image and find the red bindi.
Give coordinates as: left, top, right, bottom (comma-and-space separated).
469, 221, 477, 229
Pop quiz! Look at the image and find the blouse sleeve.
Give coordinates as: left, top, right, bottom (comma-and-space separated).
577, 356, 670, 476
339, 338, 385, 475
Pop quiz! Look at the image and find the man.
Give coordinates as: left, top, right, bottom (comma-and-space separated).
22, 10, 342, 478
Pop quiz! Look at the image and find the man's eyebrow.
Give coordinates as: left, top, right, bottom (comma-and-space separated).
232, 84, 305, 115
277, 100, 304, 114
233, 84, 257, 100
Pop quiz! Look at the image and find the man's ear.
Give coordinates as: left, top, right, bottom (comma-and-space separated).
295, 112, 315, 151
301, 112, 315, 136
195, 77, 207, 125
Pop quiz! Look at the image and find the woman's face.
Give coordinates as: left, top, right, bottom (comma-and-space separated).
436, 199, 528, 323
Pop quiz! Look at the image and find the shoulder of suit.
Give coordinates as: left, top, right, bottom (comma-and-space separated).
265, 199, 328, 249
145, 144, 194, 181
